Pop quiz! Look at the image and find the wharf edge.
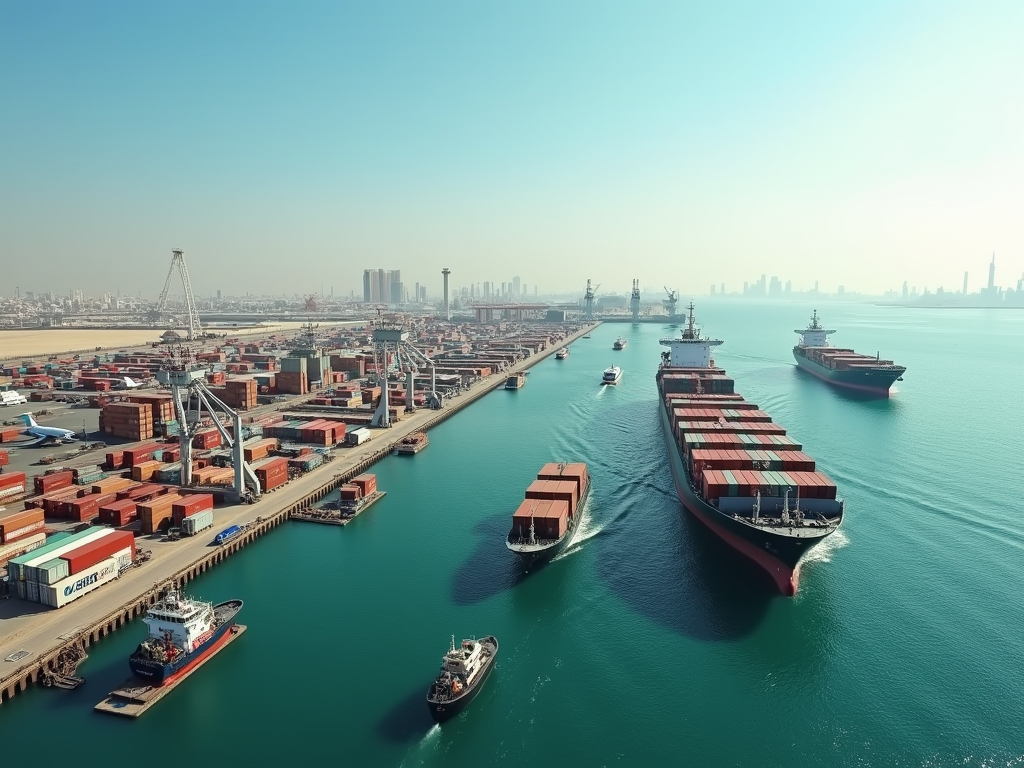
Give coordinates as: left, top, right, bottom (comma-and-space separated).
0, 321, 599, 709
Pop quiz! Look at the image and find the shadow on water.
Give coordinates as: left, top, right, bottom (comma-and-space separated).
377, 686, 434, 745
597, 490, 776, 642
451, 513, 527, 606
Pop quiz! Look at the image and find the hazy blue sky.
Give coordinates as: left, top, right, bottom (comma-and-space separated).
1, 1, 1021, 299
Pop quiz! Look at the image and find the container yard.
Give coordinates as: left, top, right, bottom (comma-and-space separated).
0, 318, 596, 708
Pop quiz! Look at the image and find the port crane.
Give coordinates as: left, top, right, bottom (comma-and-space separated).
583, 279, 601, 321
156, 347, 261, 503
369, 312, 441, 428
630, 279, 641, 322
150, 249, 204, 341
662, 287, 679, 320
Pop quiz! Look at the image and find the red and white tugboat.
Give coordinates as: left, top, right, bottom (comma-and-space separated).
426, 635, 498, 722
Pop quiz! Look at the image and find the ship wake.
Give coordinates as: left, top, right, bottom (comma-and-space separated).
553, 502, 602, 561
801, 528, 849, 567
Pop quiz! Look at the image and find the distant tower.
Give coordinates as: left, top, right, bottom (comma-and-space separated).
630, 279, 641, 322
902, 281, 909, 300
988, 253, 995, 291
583, 279, 598, 320
963, 272, 969, 295
441, 268, 451, 321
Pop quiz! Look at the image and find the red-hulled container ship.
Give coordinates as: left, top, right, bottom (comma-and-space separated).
657, 304, 844, 595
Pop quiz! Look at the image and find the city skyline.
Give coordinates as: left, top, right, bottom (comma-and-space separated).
1, 2, 1022, 297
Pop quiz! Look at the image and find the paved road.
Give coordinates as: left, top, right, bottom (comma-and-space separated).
0, 324, 592, 689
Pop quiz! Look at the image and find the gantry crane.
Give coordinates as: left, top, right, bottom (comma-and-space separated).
151, 249, 204, 340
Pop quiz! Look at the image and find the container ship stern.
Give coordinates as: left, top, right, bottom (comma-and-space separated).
657, 304, 844, 595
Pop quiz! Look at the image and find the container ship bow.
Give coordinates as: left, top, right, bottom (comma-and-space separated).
656, 304, 844, 595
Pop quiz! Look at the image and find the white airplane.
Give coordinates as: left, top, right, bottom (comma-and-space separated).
16, 413, 79, 446
112, 376, 146, 390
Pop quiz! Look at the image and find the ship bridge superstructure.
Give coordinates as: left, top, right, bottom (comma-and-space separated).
660, 303, 723, 368
794, 310, 836, 348
143, 589, 214, 651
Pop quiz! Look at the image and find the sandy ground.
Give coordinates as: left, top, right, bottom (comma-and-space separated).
0, 322, 325, 359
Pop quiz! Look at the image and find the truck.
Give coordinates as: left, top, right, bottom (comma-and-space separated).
214, 525, 242, 545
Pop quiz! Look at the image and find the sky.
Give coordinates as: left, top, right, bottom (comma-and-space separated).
1, 0, 1021, 300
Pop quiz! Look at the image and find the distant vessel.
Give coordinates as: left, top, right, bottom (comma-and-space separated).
613, 337, 627, 350
582, 334, 591, 339
506, 463, 591, 567
395, 432, 429, 455
426, 635, 499, 722
793, 310, 906, 396
504, 372, 526, 390
657, 303, 844, 595
601, 366, 622, 385
555, 347, 570, 360
128, 589, 242, 686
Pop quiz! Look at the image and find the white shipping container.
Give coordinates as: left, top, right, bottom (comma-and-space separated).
182, 510, 215, 536
0, 532, 47, 565
14, 527, 116, 572
346, 428, 371, 446
27, 580, 40, 601
41, 556, 120, 608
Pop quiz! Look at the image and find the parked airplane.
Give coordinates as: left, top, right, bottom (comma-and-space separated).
112, 376, 147, 390
17, 413, 78, 446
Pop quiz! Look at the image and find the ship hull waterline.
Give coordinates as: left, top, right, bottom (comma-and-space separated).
658, 404, 834, 596
793, 352, 902, 396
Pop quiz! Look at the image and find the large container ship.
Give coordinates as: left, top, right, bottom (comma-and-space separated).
505, 463, 591, 567
793, 310, 906, 395
129, 588, 243, 686
657, 305, 844, 595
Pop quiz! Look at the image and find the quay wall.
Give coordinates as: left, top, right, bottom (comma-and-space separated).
0, 322, 598, 707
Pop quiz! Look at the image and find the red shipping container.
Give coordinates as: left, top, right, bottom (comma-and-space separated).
0, 449, 8, 467
99, 499, 138, 527
0, 508, 46, 543
339, 484, 362, 501
123, 444, 160, 467
171, 493, 214, 526
60, 530, 135, 574
0, 471, 28, 491
352, 473, 377, 496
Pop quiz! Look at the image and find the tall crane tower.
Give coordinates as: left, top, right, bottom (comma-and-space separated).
152, 249, 203, 340
369, 312, 441, 428
441, 268, 451, 321
155, 348, 261, 502
583, 279, 600, 321
630, 279, 641, 322
663, 287, 679, 321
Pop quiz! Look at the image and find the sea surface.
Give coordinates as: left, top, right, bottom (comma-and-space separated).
1, 302, 1022, 767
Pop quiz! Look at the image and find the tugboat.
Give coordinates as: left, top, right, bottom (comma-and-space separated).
555, 347, 570, 360
601, 365, 622, 385
504, 371, 526, 390
128, 588, 243, 686
426, 635, 499, 722
613, 337, 627, 350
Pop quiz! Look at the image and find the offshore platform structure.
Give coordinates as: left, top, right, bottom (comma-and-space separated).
583, 279, 600, 321
151, 249, 204, 341
630, 279, 641, 321
155, 348, 261, 503
369, 312, 441, 428
663, 287, 679, 321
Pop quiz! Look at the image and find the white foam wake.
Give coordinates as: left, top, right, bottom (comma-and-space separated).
552, 501, 602, 561
801, 527, 850, 566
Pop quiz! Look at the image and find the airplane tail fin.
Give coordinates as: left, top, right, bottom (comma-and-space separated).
124, 377, 137, 387
19, 413, 37, 428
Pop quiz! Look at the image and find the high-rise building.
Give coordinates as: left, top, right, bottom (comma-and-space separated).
902, 281, 909, 299
988, 254, 995, 291
720, 283, 725, 295
512, 276, 521, 296
963, 272, 969, 295
388, 270, 403, 306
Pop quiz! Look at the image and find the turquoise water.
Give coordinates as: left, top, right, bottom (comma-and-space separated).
1, 302, 1022, 767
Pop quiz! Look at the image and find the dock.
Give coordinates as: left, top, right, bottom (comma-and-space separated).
291, 490, 386, 526
94, 624, 246, 718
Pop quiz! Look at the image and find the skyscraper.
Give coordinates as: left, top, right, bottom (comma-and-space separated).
512, 276, 521, 296
988, 254, 995, 291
